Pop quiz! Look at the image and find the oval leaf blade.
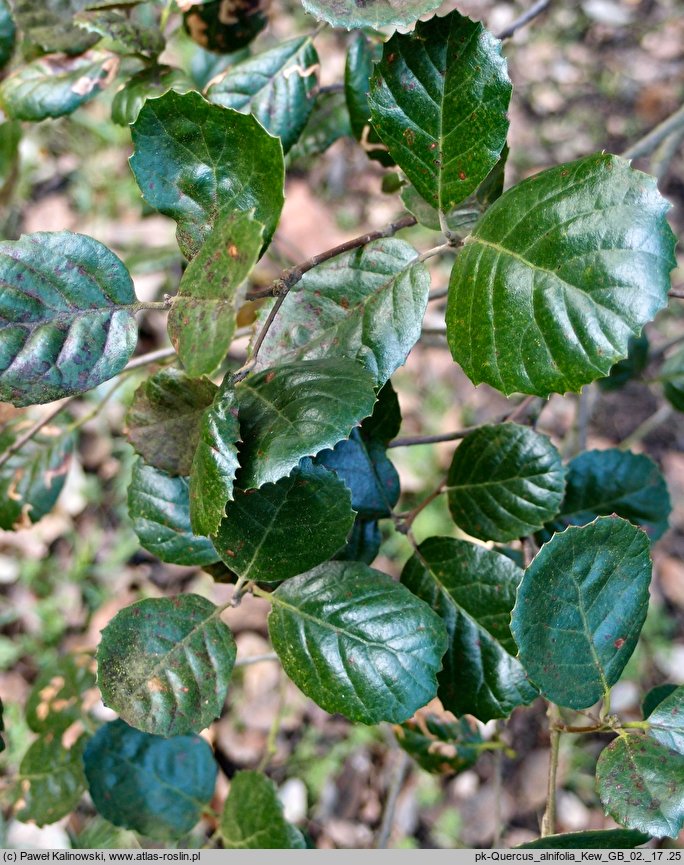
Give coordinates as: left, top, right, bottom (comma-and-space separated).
220, 770, 306, 849
596, 735, 684, 838
215, 461, 354, 582
517, 829, 651, 849
542, 448, 671, 541
97, 594, 236, 736
128, 459, 220, 567
446, 153, 676, 397
236, 358, 377, 489
647, 685, 684, 754
369, 10, 511, 212
446, 423, 566, 542
253, 238, 430, 387
130, 90, 284, 259
267, 561, 448, 724
84, 719, 217, 840
207, 37, 319, 154
17, 735, 87, 827
0, 232, 137, 406
512, 517, 652, 709
401, 536, 537, 722
0, 52, 118, 121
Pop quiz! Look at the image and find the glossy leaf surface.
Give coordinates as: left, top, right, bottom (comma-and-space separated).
220, 770, 306, 849
26, 655, 96, 734
168, 212, 264, 377
84, 720, 217, 840
254, 239, 429, 387
647, 685, 684, 755
643, 684, 678, 720
98, 594, 236, 737
401, 537, 536, 722
0, 231, 137, 406
334, 517, 381, 564
268, 561, 448, 724
596, 735, 684, 838
207, 37, 319, 154
300, 0, 442, 30
130, 90, 284, 259
344, 33, 392, 167
189, 386, 241, 537
215, 461, 354, 582
518, 830, 650, 849
447, 154, 676, 397
0, 52, 118, 121
446, 423, 565, 542
0, 421, 74, 530
369, 11, 511, 212
74, 9, 164, 57
512, 517, 651, 709
542, 449, 670, 541
236, 358, 377, 489
17, 735, 87, 826
126, 368, 217, 476
128, 459, 220, 567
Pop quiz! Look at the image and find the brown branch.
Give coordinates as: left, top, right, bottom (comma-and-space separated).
496, 0, 551, 39
669, 290, 684, 299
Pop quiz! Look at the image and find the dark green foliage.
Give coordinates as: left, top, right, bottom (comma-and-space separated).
397, 715, 482, 776
184, 0, 267, 53
84, 720, 217, 839
220, 771, 306, 848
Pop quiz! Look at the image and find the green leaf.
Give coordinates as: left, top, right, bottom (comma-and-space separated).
0, 120, 20, 197
130, 90, 284, 259
643, 684, 678, 719
542, 449, 670, 542
599, 333, 649, 391
236, 358, 377, 489
397, 714, 482, 776
189, 386, 241, 537
334, 517, 381, 565
220, 770, 306, 849
360, 380, 401, 443
0, 52, 118, 121
344, 33, 393, 167
126, 368, 217, 476
477, 143, 509, 209
0, 0, 15, 69
97, 594, 236, 737
25, 655, 96, 734
215, 461, 354, 582
128, 459, 220, 567
74, 9, 164, 57
511, 517, 652, 710
662, 346, 684, 412
0, 421, 74, 530
446, 153, 677, 397
517, 829, 650, 849
207, 37, 319, 155
596, 734, 684, 838
13, 0, 99, 55
300, 0, 442, 30
168, 212, 264, 378
647, 685, 684, 755
184, 0, 267, 53
315, 429, 399, 518
401, 537, 536, 722
253, 239, 430, 387
446, 423, 565, 543
288, 90, 351, 163
267, 561, 448, 724
111, 65, 193, 127
0, 231, 137, 407
17, 735, 87, 826
84, 720, 217, 840
0, 695, 5, 753
400, 183, 479, 236
368, 11, 511, 213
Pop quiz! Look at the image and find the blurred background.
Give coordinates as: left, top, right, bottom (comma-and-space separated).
0, 0, 683, 849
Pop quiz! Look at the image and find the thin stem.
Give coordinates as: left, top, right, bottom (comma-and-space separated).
418, 242, 455, 262
257, 673, 287, 773
394, 481, 446, 534
492, 721, 505, 848
123, 346, 177, 371
134, 300, 171, 312
619, 404, 672, 451
234, 652, 279, 668
496, 0, 552, 39
375, 747, 410, 849
622, 104, 684, 160
669, 290, 684, 300
541, 703, 562, 837
652, 125, 684, 180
